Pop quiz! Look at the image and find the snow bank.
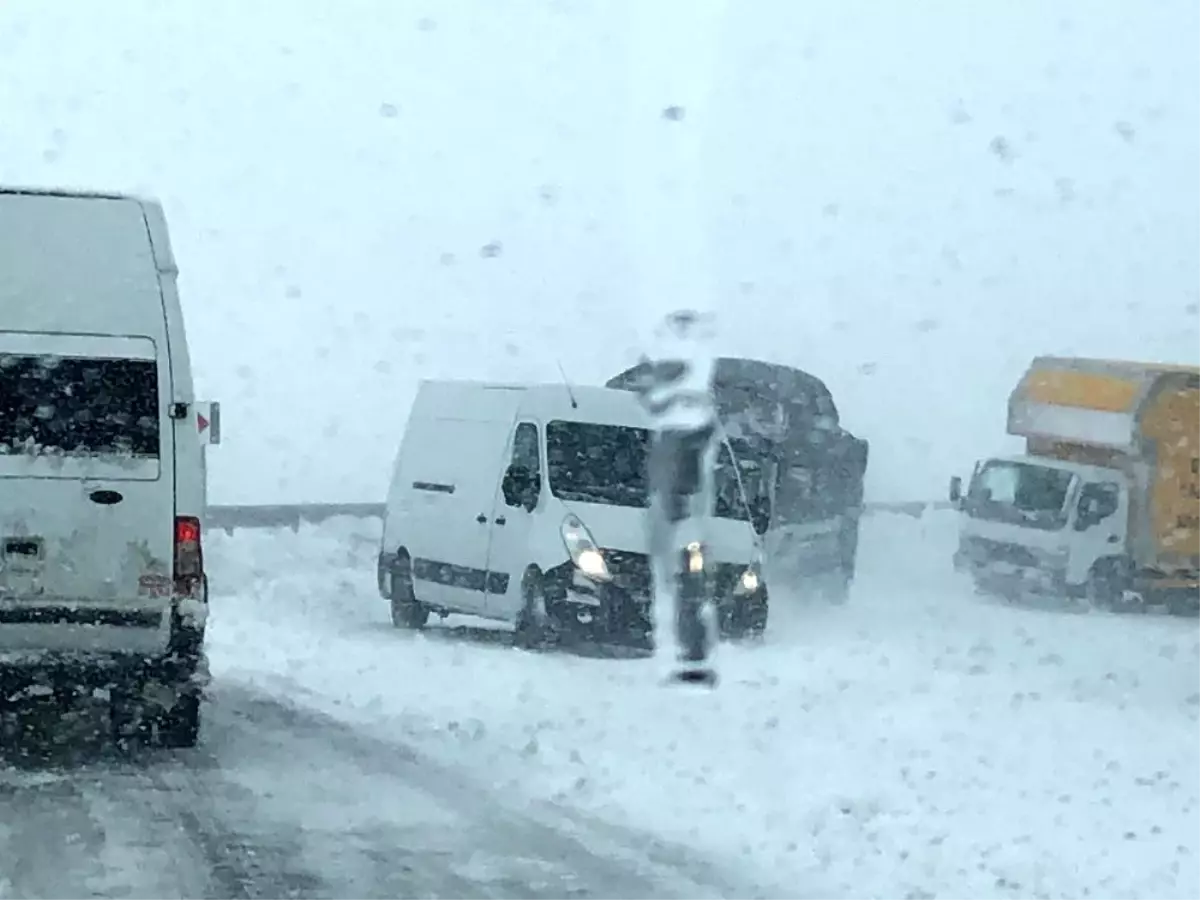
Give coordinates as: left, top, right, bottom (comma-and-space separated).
207, 512, 1200, 899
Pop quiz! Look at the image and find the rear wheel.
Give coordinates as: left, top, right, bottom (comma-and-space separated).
390, 553, 430, 629
108, 677, 200, 749
156, 690, 201, 748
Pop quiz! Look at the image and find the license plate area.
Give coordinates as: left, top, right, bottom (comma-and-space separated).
3, 537, 45, 569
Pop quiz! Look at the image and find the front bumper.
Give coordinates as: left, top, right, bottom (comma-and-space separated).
546, 550, 766, 642
955, 537, 1067, 597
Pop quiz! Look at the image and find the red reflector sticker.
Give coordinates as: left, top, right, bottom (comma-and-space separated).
138, 574, 172, 597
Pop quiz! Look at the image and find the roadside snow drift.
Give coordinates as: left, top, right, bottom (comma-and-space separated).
207, 513, 1200, 900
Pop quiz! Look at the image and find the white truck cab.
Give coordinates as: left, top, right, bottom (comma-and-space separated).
952, 454, 1133, 597
950, 356, 1199, 613
0, 186, 220, 746
378, 379, 770, 647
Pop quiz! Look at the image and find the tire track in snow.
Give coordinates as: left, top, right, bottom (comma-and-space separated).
0, 762, 214, 899
2, 682, 771, 898
0, 700, 325, 899
210, 682, 769, 898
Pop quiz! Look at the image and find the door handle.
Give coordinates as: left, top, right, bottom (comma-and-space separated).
476, 514, 487, 524
1106, 535, 1120, 543
495, 516, 506, 526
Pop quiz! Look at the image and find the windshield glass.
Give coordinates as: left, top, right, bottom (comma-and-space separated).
546, 420, 651, 508
546, 420, 770, 521
714, 442, 768, 521
965, 459, 1075, 531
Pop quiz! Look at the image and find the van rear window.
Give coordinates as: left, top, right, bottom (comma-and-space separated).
0, 354, 160, 458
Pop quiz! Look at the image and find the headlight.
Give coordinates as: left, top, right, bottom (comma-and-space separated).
561, 514, 611, 582
735, 561, 763, 594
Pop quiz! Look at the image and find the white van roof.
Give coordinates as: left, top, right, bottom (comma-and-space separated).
0, 186, 176, 338
413, 379, 652, 429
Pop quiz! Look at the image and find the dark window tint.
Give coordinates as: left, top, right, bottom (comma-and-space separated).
714, 442, 770, 521
546, 420, 650, 508
0, 354, 160, 458
1075, 482, 1120, 530
511, 422, 541, 478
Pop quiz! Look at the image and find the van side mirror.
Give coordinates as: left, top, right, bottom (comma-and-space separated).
749, 495, 771, 536
1075, 497, 1101, 531
502, 464, 539, 512
949, 475, 963, 504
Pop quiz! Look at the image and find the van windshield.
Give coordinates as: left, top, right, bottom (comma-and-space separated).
0, 354, 160, 458
546, 420, 650, 508
964, 459, 1074, 531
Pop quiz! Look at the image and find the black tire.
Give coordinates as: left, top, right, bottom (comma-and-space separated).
514, 567, 552, 649
1084, 559, 1131, 612
390, 553, 430, 629
727, 586, 769, 641
156, 690, 201, 749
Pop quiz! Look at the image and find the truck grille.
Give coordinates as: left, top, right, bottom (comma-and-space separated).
600, 549, 652, 600
962, 537, 1040, 569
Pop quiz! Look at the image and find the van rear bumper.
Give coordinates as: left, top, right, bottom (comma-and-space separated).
0, 646, 207, 698
0, 600, 205, 688
0, 602, 171, 656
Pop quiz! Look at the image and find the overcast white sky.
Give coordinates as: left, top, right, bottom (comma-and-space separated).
1, 0, 1196, 503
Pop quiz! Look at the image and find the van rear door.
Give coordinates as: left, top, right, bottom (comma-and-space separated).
0, 332, 175, 644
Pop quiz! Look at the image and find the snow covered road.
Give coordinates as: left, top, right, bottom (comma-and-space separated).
1, 510, 1197, 898
0, 681, 746, 899
208, 511, 1200, 899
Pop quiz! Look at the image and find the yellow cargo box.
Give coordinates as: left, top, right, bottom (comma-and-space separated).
1008, 356, 1199, 573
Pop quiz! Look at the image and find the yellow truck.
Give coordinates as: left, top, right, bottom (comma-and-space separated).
949, 356, 1199, 614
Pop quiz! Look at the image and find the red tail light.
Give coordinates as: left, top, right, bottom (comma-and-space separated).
174, 515, 204, 596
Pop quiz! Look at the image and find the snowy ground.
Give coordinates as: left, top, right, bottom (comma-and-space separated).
208, 511, 1200, 900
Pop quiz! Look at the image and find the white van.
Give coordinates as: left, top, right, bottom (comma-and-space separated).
0, 186, 220, 747
377, 379, 770, 647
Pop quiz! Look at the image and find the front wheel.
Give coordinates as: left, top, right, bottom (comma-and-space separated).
514, 567, 554, 650
725, 586, 769, 641
390, 554, 430, 629
1084, 559, 1143, 613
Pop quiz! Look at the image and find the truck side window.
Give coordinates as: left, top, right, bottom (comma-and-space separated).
1075, 482, 1120, 531
511, 422, 541, 482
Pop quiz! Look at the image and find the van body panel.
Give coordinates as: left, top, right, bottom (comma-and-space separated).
0, 187, 206, 661
383, 379, 765, 633
383, 394, 520, 615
